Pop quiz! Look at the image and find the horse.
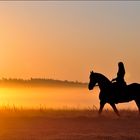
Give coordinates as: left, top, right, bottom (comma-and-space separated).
88, 71, 140, 116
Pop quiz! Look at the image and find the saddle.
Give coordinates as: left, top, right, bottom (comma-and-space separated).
111, 82, 127, 103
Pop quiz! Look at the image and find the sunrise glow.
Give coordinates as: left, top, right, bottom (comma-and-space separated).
0, 1, 139, 110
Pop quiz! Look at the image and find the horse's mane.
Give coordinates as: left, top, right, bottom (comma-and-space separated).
95, 72, 111, 85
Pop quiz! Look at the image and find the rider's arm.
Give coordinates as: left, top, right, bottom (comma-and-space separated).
111, 78, 116, 82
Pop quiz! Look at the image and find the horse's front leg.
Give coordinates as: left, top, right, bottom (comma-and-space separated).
98, 101, 105, 115
110, 103, 120, 116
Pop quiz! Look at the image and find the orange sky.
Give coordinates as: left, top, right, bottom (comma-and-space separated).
0, 1, 140, 83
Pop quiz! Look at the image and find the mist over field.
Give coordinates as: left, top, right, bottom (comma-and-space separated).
0, 82, 137, 110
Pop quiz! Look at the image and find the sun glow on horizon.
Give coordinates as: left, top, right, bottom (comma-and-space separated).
0, 86, 137, 110
0, 86, 99, 109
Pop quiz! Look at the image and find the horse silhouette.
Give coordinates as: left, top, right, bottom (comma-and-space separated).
88, 71, 140, 116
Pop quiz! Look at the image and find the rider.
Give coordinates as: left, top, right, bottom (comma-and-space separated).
111, 62, 126, 89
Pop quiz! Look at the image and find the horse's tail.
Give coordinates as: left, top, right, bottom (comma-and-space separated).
128, 83, 140, 98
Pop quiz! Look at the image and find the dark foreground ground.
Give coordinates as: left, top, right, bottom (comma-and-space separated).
0, 109, 140, 140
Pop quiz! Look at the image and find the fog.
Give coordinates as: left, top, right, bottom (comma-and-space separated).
0, 87, 136, 110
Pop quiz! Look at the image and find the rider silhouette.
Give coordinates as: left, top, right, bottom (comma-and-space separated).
112, 62, 126, 89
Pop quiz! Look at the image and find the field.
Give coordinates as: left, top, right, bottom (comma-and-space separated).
0, 108, 140, 140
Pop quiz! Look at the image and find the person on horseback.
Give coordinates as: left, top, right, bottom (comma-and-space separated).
112, 62, 126, 90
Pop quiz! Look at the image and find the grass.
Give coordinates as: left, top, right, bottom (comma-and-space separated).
0, 105, 139, 118
0, 107, 140, 140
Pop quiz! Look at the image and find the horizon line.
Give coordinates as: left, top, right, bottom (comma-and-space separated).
0, 77, 88, 84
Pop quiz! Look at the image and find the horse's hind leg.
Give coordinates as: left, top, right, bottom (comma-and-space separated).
110, 103, 120, 116
135, 100, 140, 114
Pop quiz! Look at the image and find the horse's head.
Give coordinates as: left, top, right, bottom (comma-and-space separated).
88, 71, 97, 90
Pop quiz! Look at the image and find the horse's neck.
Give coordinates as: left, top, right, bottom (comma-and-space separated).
95, 73, 111, 90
